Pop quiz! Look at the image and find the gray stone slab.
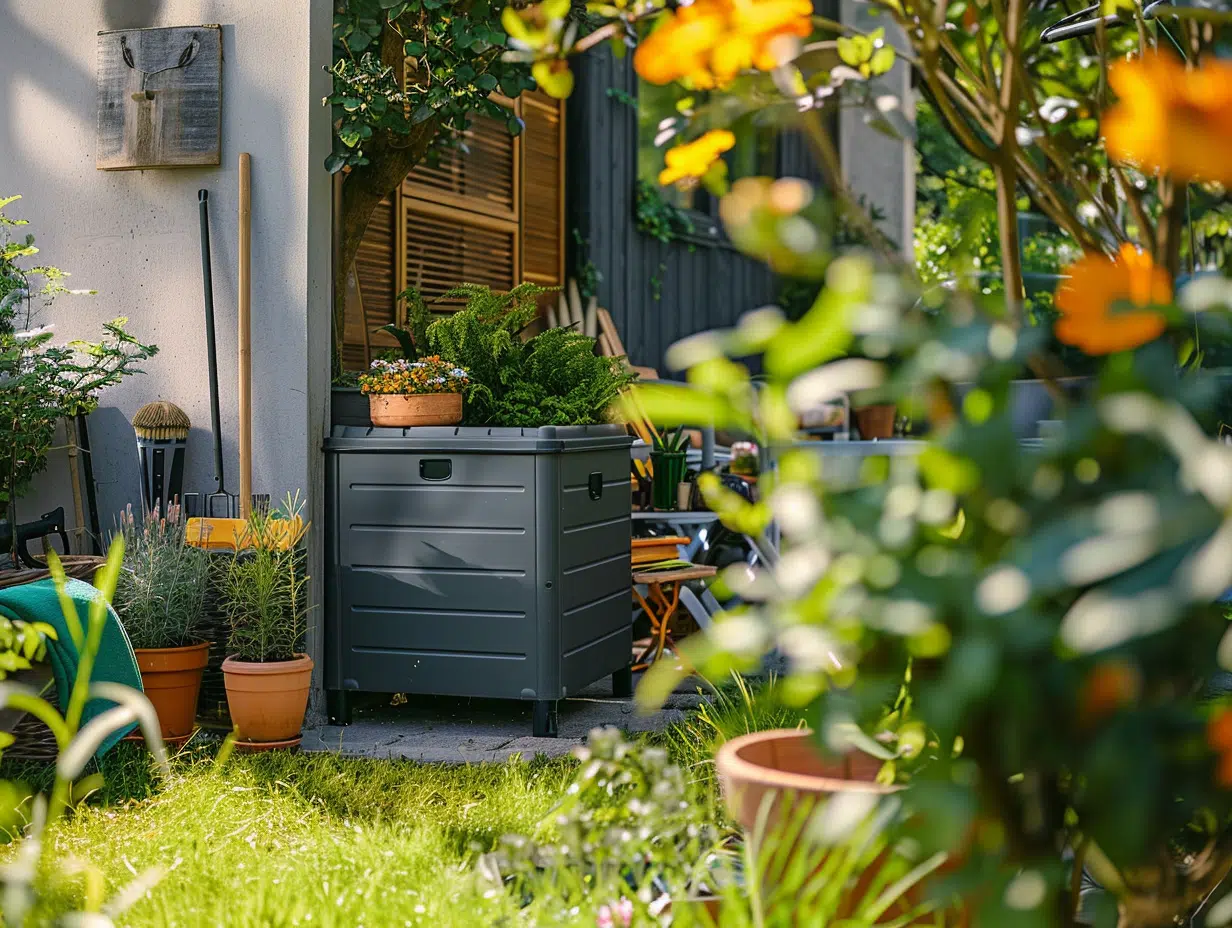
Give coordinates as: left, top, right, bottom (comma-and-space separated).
303, 677, 710, 763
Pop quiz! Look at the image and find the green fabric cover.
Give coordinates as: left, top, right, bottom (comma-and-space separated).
0, 577, 142, 757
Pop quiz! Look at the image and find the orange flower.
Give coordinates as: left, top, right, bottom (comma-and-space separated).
633, 0, 812, 88
1079, 660, 1140, 727
658, 130, 736, 187
1055, 244, 1172, 355
1103, 53, 1232, 185
1209, 709, 1232, 787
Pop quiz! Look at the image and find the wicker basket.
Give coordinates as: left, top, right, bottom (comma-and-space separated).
0, 556, 104, 762
0, 555, 105, 591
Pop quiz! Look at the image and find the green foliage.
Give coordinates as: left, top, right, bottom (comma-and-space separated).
326, 0, 535, 173
0, 197, 156, 543
605, 86, 638, 109
112, 504, 211, 650
636, 252, 1232, 923
570, 228, 603, 302
219, 493, 310, 664
0, 616, 54, 683
635, 179, 696, 244
0, 537, 169, 924
425, 284, 635, 426
653, 425, 690, 454
490, 727, 952, 927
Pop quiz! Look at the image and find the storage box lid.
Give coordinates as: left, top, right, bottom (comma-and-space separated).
324, 423, 634, 454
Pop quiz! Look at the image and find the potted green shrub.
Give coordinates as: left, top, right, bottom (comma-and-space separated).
113, 503, 211, 740
219, 493, 312, 747
358, 355, 470, 427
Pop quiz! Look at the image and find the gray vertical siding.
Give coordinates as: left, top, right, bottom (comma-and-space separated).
566, 47, 818, 376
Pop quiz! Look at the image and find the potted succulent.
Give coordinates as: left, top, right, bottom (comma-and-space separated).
218, 493, 312, 747
651, 427, 690, 510
112, 503, 211, 740
358, 355, 469, 428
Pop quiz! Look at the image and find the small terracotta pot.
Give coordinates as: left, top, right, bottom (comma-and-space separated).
222, 653, 314, 743
368, 392, 462, 428
853, 403, 897, 439
134, 642, 210, 739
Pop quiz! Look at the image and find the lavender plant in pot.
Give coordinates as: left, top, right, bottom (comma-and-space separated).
113, 503, 211, 740
218, 493, 312, 747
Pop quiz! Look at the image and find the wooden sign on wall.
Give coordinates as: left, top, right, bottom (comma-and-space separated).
96, 25, 222, 171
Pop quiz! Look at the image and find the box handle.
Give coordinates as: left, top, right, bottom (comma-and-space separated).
589, 471, 603, 500
420, 459, 452, 481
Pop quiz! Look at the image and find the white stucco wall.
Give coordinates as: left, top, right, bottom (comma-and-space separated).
1, 0, 332, 556
839, 0, 916, 260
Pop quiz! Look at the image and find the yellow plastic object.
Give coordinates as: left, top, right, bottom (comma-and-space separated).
184, 517, 306, 551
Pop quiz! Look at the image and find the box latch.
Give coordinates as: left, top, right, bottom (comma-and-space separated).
588, 472, 603, 500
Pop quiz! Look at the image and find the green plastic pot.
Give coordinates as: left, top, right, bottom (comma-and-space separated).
651, 451, 688, 510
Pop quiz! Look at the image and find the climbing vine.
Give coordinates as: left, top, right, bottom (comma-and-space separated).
634, 181, 695, 245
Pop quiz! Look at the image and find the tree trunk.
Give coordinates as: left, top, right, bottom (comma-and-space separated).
331, 22, 440, 371
333, 119, 438, 371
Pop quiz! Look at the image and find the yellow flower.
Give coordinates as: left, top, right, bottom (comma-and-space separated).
532, 59, 575, 99
658, 130, 736, 187
633, 0, 812, 88
1104, 53, 1232, 185
1055, 244, 1172, 355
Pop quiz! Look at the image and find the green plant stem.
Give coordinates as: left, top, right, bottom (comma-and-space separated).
992, 0, 1026, 326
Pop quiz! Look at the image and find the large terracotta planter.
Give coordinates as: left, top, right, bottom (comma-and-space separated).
134, 642, 210, 740
222, 653, 313, 743
716, 728, 892, 830
368, 392, 462, 428
716, 729, 960, 924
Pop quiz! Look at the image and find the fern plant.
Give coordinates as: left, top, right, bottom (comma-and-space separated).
425, 283, 634, 427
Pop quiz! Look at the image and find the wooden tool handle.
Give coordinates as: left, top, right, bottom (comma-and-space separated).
238, 152, 252, 520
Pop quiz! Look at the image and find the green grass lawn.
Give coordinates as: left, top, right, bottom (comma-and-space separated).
7, 745, 575, 926
1, 678, 803, 926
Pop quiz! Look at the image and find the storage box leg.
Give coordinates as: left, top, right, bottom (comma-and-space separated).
612, 664, 634, 698
327, 689, 352, 726
532, 699, 558, 738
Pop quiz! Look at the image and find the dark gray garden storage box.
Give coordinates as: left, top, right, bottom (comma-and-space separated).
324, 424, 634, 736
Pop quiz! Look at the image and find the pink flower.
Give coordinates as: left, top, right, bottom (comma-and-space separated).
596, 899, 633, 928
615, 898, 633, 926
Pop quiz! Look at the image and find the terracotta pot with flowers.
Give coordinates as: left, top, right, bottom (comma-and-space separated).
219, 493, 313, 749
113, 503, 211, 741
358, 355, 469, 428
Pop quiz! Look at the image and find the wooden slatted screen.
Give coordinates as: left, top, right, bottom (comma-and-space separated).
521, 90, 565, 289
341, 94, 565, 369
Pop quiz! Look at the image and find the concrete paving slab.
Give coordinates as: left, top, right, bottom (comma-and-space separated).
304, 677, 710, 763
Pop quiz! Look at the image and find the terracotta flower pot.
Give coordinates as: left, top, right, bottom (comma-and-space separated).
368, 392, 462, 428
716, 729, 962, 925
716, 728, 893, 832
853, 403, 897, 439
222, 653, 314, 743
134, 641, 210, 739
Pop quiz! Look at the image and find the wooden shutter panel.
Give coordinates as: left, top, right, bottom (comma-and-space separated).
403, 200, 518, 302
341, 93, 565, 368
406, 110, 519, 221
520, 91, 565, 289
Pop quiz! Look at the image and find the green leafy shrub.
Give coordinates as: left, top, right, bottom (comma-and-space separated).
425, 284, 635, 427
113, 504, 210, 650
0, 195, 156, 554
